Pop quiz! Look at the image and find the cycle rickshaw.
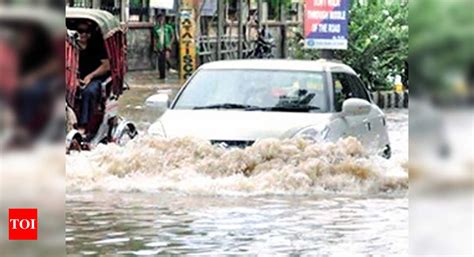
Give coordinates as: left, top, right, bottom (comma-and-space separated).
66, 7, 137, 151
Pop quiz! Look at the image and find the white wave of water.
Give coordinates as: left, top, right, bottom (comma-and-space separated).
66, 134, 407, 196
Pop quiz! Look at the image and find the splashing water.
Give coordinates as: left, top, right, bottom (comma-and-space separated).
67, 135, 407, 196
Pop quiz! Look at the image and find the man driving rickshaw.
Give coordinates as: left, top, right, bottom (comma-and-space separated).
75, 20, 110, 135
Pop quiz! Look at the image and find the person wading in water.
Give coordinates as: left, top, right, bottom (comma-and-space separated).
153, 12, 175, 79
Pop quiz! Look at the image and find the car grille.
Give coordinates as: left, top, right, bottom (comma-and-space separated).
210, 140, 255, 148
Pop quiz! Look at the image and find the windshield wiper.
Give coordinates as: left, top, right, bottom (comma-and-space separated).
193, 103, 261, 110
193, 103, 320, 112
259, 105, 321, 112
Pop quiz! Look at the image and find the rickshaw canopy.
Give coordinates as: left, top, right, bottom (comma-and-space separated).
66, 7, 122, 39
65, 7, 127, 103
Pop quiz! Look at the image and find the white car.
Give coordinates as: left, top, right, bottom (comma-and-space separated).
149, 59, 391, 158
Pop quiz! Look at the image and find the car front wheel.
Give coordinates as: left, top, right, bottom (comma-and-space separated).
382, 144, 391, 159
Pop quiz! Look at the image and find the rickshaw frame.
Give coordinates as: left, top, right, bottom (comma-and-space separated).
66, 7, 136, 151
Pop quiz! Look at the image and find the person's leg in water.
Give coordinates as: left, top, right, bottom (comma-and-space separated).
78, 80, 101, 135
158, 50, 166, 79
165, 48, 173, 74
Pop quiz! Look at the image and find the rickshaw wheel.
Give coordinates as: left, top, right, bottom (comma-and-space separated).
117, 124, 137, 146
67, 138, 82, 153
66, 132, 85, 154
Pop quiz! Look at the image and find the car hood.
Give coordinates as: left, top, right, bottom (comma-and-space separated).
153, 109, 333, 141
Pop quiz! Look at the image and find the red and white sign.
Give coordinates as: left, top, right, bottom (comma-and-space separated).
9, 208, 38, 240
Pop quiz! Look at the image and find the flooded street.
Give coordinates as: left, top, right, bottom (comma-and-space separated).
118, 74, 182, 132
66, 78, 408, 256
66, 193, 407, 256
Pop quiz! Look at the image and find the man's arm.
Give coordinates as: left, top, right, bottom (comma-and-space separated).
152, 25, 159, 52
82, 59, 110, 85
169, 26, 176, 47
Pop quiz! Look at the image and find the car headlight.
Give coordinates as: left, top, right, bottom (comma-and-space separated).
147, 121, 166, 137
293, 125, 329, 142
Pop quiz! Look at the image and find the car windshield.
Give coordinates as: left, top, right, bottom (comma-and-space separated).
173, 69, 328, 112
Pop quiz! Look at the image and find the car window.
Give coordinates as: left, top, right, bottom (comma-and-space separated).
332, 72, 369, 111
348, 75, 371, 102
174, 69, 328, 112
332, 72, 354, 111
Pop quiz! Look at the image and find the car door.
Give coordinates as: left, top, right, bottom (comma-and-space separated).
331, 72, 373, 146
347, 74, 389, 150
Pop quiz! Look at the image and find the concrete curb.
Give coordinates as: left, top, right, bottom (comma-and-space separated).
371, 90, 409, 109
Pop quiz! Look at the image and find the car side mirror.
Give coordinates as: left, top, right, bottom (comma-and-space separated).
342, 98, 371, 116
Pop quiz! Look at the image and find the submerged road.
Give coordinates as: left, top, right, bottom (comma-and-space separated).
66, 74, 409, 255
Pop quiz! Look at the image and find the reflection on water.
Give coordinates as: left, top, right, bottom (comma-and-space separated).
66, 82, 408, 255
66, 193, 407, 256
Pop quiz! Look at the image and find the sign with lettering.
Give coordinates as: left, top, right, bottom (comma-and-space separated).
179, 9, 196, 80
9, 208, 38, 240
304, 0, 349, 50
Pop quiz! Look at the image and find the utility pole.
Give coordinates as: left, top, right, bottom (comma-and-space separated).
257, 0, 263, 30
280, 2, 287, 59
237, 0, 243, 59
92, 0, 101, 9
320, 50, 334, 60
216, 0, 224, 61
121, 0, 129, 22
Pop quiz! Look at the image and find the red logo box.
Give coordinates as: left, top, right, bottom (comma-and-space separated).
9, 208, 38, 240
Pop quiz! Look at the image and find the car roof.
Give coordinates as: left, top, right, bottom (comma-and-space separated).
199, 59, 357, 75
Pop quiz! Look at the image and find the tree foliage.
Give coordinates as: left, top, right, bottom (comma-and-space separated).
292, 0, 408, 90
